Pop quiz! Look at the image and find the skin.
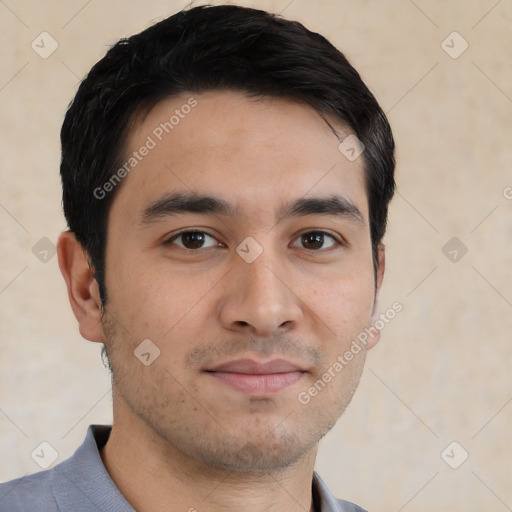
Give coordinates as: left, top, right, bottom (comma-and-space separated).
58, 90, 385, 512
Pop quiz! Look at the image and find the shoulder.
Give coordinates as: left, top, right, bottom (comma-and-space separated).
0, 469, 59, 512
0, 425, 111, 512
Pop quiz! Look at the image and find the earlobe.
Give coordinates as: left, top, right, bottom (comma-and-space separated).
367, 244, 386, 350
57, 231, 105, 343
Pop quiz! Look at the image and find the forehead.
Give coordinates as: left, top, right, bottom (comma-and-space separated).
110, 90, 368, 225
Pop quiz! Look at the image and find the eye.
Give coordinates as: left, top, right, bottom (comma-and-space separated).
291, 231, 340, 251
165, 230, 220, 250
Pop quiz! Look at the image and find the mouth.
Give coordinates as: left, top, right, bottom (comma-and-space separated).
204, 358, 307, 396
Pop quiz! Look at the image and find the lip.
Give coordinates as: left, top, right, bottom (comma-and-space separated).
208, 358, 304, 374
205, 358, 306, 396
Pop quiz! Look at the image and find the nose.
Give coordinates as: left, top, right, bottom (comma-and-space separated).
217, 248, 303, 337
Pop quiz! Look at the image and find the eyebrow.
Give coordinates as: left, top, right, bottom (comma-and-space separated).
139, 192, 364, 226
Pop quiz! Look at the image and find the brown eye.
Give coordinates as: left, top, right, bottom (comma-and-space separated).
292, 231, 338, 251
166, 231, 218, 250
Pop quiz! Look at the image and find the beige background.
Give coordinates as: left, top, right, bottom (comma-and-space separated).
1, 0, 511, 510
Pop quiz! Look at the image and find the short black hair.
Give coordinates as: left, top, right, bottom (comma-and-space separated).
60, 4, 395, 305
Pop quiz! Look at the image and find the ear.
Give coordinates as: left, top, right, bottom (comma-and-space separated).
57, 231, 105, 343
366, 244, 386, 350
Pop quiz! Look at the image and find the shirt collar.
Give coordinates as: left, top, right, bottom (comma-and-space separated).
312, 471, 365, 511
51, 425, 134, 511
51, 425, 363, 512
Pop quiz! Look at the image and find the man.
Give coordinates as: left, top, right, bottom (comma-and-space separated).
0, 4, 395, 511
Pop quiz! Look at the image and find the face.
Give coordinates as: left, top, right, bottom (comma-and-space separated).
100, 90, 383, 473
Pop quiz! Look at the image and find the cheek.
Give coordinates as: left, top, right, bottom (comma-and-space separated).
105, 254, 218, 342
300, 263, 376, 339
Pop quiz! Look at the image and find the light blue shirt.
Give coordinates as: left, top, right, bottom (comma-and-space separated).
0, 425, 367, 511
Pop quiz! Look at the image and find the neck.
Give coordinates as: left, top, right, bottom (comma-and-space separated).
100, 409, 318, 512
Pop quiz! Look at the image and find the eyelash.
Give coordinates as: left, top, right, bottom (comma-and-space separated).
163, 229, 344, 252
